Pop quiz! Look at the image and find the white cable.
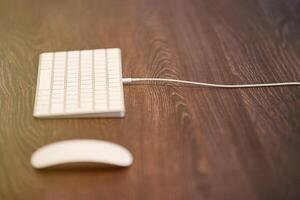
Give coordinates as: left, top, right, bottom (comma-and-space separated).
122, 78, 300, 88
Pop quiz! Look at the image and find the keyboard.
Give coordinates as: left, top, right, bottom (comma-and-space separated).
33, 48, 125, 118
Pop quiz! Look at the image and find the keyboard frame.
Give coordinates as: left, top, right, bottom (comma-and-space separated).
33, 48, 125, 118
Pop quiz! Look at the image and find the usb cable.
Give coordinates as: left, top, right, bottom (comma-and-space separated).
122, 78, 300, 88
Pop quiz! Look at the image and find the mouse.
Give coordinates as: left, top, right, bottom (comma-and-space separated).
31, 139, 133, 169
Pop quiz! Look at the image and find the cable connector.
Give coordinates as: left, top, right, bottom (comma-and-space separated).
122, 78, 132, 84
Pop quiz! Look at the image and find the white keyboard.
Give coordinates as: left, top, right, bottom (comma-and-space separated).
34, 48, 125, 118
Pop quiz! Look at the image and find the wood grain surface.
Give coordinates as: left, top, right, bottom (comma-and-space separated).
0, 0, 300, 199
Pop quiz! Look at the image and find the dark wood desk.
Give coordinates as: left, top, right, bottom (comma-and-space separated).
0, 0, 299, 199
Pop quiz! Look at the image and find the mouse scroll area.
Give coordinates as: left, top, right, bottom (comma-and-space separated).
31, 139, 133, 169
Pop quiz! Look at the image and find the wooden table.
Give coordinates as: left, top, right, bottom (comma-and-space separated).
0, 0, 299, 199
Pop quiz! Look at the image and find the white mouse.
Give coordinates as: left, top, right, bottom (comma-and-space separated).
31, 139, 133, 169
